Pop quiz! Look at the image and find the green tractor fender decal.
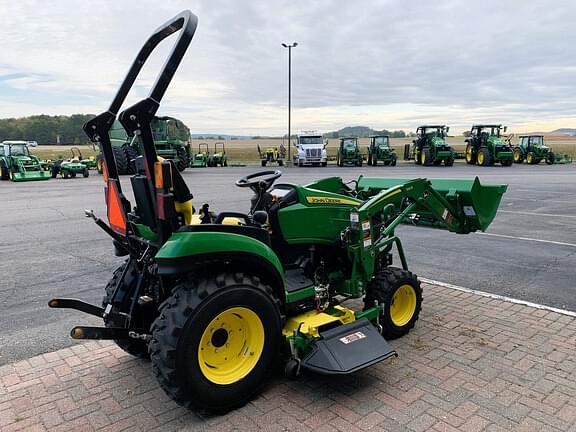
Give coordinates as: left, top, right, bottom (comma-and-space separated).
155, 231, 285, 296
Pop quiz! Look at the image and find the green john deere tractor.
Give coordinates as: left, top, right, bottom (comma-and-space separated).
408, 125, 454, 166
100, 116, 192, 175
258, 144, 285, 167
336, 137, 363, 167
465, 125, 513, 166
208, 142, 228, 167
190, 143, 210, 168
513, 135, 563, 165
367, 135, 397, 166
0, 141, 50, 182
49, 11, 508, 413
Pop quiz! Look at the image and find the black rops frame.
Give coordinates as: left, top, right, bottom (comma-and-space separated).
82, 10, 198, 196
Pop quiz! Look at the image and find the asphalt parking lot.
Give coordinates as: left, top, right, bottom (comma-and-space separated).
0, 162, 574, 365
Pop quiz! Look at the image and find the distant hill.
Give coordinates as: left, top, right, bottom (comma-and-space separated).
324, 126, 406, 138
190, 133, 253, 140
550, 128, 576, 136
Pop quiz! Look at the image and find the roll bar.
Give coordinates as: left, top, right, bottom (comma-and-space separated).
83, 10, 197, 185
82, 10, 198, 236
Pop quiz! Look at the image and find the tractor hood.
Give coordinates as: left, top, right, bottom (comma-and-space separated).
431, 137, 450, 148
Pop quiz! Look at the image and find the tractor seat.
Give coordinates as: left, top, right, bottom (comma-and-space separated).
178, 224, 271, 246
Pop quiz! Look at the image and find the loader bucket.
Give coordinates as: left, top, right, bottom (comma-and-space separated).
11, 170, 51, 182
356, 177, 507, 232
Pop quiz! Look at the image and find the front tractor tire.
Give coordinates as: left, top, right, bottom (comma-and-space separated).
477, 147, 491, 166
175, 146, 190, 172
364, 268, 422, 340
150, 272, 283, 412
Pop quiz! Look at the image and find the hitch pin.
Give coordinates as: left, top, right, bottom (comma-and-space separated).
84, 209, 97, 221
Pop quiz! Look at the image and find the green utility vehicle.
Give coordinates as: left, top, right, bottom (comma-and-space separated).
101, 116, 192, 174
336, 137, 363, 166
465, 125, 513, 166
258, 144, 285, 167
51, 159, 89, 179
49, 11, 508, 413
51, 147, 92, 179
0, 141, 50, 182
513, 135, 556, 165
208, 142, 228, 167
408, 125, 454, 166
190, 143, 209, 168
367, 135, 397, 166
71, 147, 98, 170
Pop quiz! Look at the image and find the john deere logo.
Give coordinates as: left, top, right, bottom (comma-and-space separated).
306, 196, 358, 205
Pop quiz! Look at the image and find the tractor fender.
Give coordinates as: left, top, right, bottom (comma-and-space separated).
155, 231, 285, 301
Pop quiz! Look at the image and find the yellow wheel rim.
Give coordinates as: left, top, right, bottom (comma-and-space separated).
466, 145, 472, 162
421, 152, 426, 164
390, 284, 417, 327
514, 150, 520, 162
198, 307, 265, 385
478, 152, 485, 165
527, 153, 533, 164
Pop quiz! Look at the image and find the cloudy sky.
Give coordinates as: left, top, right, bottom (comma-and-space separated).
1, 0, 575, 134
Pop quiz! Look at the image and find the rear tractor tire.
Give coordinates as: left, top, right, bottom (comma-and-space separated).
0, 163, 9, 180
364, 267, 422, 340
175, 146, 189, 172
124, 144, 139, 175
150, 272, 283, 412
112, 145, 128, 175
421, 148, 433, 166
513, 147, 524, 164
465, 143, 476, 165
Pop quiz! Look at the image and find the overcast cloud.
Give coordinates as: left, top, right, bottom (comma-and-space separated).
0, 0, 575, 134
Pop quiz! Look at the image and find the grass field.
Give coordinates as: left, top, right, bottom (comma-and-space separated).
31, 135, 576, 164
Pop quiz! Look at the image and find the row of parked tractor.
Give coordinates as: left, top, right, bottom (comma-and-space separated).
0, 141, 98, 182
289, 125, 572, 168
405, 124, 572, 167
2, 120, 572, 182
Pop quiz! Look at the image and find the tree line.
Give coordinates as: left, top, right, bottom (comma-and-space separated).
0, 114, 94, 145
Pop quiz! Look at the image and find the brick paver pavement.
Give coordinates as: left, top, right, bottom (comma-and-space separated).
1, 283, 575, 432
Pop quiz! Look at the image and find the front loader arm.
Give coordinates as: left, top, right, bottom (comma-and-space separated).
346, 177, 507, 283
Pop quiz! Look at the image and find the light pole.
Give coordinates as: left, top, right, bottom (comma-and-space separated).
282, 42, 297, 165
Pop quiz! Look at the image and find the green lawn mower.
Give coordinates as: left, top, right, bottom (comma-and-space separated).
208, 142, 228, 167
407, 125, 454, 166
0, 141, 50, 182
336, 137, 363, 166
49, 11, 508, 413
367, 135, 397, 166
258, 144, 285, 167
465, 125, 513, 166
190, 143, 210, 168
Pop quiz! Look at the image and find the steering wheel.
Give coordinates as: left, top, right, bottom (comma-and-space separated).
235, 170, 282, 192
